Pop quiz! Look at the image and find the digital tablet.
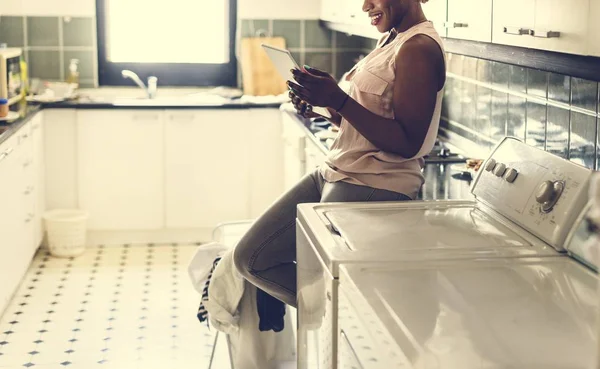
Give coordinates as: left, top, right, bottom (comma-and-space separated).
261, 44, 332, 118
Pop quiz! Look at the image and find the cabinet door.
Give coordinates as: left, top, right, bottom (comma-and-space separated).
17, 123, 36, 256
492, 0, 535, 48
446, 0, 492, 42
44, 109, 78, 210
281, 113, 306, 191
422, 0, 447, 37
529, 0, 589, 55
248, 109, 284, 218
0, 129, 34, 314
346, 0, 365, 25
590, 0, 600, 56
0, 136, 22, 313
165, 110, 251, 229
32, 114, 45, 248
77, 110, 164, 230
304, 140, 327, 176
321, 0, 342, 21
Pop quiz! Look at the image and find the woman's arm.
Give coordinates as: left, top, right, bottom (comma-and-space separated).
289, 35, 444, 158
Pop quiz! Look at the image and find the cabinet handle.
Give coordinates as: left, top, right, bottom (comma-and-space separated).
169, 114, 195, 122
32, 124, 40, 130
503, 26, 530, 35
529, 29, 561, 38
0, 147, 14, 162
25, 214, 34, 223
132, 114, 160, 121
23, 159, 32, 168
444, 22, 469, 29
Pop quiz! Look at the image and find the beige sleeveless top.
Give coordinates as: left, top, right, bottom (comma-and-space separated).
320, 21, 445, 199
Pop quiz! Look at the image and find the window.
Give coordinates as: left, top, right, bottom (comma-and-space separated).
96, 0, 237, 86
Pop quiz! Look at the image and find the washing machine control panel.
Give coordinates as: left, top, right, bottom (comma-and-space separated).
472, 138, 592, 250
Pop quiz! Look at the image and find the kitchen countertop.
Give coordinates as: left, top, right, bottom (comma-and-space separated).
34, 98, 283, 110
0, 96, 283, 146
0, 103, 42, 146
3, 99, 475, 201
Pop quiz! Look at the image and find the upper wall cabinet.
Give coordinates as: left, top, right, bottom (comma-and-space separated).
493, 0, 590, 55
321, 0, 343, 22
589, 0, 600, 56
446, 0, 492, 42
422, 0, 448, 37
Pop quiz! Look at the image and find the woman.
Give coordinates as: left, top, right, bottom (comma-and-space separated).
233, 0, 446, 307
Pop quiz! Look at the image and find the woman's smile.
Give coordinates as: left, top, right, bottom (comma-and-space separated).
370, 12, 383, 26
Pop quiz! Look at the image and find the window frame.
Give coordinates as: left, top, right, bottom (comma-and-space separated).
95, 0, 238, 87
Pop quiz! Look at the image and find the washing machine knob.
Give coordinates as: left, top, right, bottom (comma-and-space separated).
505, 168, 519, 183
494, 163, 507, 177
535, 180, 565, 212
485, 159, 497, 172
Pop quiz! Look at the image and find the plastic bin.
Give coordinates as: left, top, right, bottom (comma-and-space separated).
43, 209, 89, 258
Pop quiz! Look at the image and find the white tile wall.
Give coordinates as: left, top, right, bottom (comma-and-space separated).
1, 0, 95, 16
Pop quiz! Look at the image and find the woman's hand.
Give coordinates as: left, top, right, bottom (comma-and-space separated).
287, 66, 347, 111
289, 89, 342, 126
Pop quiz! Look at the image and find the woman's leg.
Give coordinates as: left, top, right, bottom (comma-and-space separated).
233, 170, 326, 307
234, 168, 411, 307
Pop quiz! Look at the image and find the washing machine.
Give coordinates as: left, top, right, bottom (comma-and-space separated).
337, 202, 598, 368
296, 137, 593, 369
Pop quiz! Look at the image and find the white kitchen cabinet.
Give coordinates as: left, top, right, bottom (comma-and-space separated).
248, 109, 284, 218
446, 0, 491, 42
304, 138, 327, 176
0, 134, 22, 313
164, 110, 251, 229
44, 109, 78, 210
588, 0, 600, 56
281, 112, 306, 191
422, 0, 447, 37
493, 0, 590, 55
0, 123, 36, 314
77, 110, 164, 230
321, 0, 342, 22
31, 113, 45, 247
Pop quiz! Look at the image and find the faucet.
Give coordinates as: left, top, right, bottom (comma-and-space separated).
121, 70, 157, 99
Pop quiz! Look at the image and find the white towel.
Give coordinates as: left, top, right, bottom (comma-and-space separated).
187, 242, 229, 294
204, 249, 246, 335
205, 248, 296, 369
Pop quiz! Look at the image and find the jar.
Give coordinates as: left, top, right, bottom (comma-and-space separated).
0, 98, 8, 118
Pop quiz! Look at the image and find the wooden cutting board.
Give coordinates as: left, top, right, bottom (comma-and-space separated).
240, 37, 287, 96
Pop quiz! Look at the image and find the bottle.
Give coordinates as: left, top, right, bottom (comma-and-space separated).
0, 98, 8, 118
66, 59, 80, 86
20, 56, 29, 97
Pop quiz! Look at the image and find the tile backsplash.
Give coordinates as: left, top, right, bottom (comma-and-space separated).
0, 15, 97, 88
441, 53, 600, 170
240, 19, 370, 79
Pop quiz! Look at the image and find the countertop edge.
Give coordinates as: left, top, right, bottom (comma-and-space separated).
0, 101, 283, 146
283, 110, 330, 156
34, 101, 283, 110
0, 106, 42, 146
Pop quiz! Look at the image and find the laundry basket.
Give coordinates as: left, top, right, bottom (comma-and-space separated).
43, 209, 89, 258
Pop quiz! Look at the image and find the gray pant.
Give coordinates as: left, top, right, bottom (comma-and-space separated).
233, 169, 411, 307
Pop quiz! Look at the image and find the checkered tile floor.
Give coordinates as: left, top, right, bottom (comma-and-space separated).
0, 245, 231, 369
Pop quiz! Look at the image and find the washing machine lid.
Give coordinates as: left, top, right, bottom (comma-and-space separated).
340, 258, 598, 369
323, 202, 553, 255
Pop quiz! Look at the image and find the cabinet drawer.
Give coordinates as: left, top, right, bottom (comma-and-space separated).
446, 0, 492, 42
493, 0, 590, 55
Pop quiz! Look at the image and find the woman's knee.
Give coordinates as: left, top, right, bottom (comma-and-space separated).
233, 239, 254, 279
